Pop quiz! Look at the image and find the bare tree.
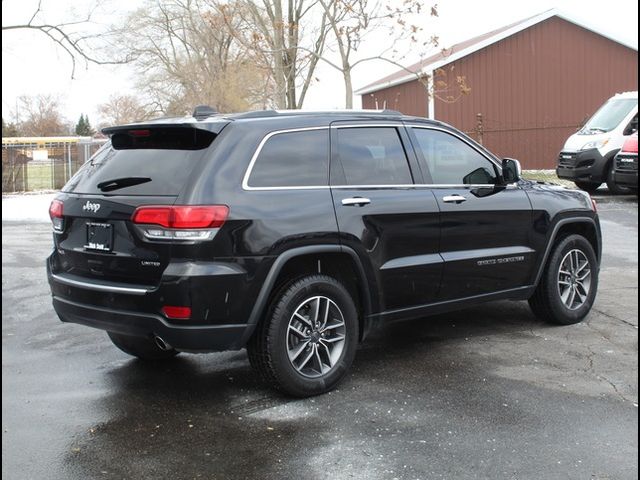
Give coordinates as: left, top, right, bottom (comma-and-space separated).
15, 94, 69, 136
217, 0, 329, 109
305, 0, 442, 108
2, 0, 131, 78
247, 0, 468, 109
116, 0, 269, 115
98, 0, 466, 113
97, 94, 155, 128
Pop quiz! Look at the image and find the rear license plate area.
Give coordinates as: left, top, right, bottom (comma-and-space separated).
85, 222, 113, 252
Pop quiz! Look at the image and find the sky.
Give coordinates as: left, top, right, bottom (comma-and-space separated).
2, 0, 638, 126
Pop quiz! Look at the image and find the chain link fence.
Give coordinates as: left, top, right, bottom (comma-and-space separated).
463, 120, 574, 187
2, 137, 107, 193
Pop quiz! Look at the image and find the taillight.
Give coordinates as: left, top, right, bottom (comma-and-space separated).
591, 197, 598, 212
162, 306, 191, 320
172, 206, 229, 228
49, 199, 64, 232
132, 206, 228, 228
131, 205, 229, 241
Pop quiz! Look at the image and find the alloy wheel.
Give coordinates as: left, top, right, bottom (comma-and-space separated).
286, 296, 346, 378
557, 249, 592, 310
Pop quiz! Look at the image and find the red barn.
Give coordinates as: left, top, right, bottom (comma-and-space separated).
357, 9, 638, 169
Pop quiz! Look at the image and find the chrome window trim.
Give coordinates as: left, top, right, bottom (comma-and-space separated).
330, 123, 406, 128
241, 123, 514, 191
243, 185, 331, 191
330, 184, 500, 189
242, 126, 330, 191
242, 183, 513, 191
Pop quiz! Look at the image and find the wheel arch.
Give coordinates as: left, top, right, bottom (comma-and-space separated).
240, 245, 377, 345
533, 217, 601, 287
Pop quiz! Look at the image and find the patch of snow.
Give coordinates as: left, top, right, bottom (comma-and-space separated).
2, 192, 57, 223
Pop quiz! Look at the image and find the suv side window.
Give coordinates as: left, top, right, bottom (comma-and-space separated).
334, 127, 413, 185
412, 128, 498, 185
248, 129, 329, 187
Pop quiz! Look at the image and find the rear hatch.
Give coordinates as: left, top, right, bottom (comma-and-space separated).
52, 125, 224, 286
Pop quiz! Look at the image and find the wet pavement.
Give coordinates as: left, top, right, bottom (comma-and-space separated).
2, 196, 638, 480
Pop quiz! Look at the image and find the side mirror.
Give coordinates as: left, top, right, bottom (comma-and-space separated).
463, 167, 495, 185
502, 158, 522, 183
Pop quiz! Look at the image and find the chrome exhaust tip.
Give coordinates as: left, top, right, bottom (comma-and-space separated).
154, 336, 172, 351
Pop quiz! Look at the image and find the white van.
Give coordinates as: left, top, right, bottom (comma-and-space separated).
557, 91, 638, 193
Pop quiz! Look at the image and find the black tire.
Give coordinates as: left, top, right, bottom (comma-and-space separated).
529, 234, 598, 325
107, 332, 179, 360
247, 274, 358, 397
606, 164, 631, 195
574, 181, 601, 193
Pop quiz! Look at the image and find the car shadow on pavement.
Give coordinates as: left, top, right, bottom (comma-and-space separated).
100, 300, 545, 404
62, 300, 554, 478
356, 300, 546, 363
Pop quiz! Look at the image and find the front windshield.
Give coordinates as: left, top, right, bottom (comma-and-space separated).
582, 98, 637, 133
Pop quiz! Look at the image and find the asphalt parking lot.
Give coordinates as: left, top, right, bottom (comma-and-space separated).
2, 195, 638, 480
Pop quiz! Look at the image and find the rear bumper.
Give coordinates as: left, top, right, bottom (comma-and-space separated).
52, 296, 250, 352
47, 254, 270, 352
556, 148, 613, 183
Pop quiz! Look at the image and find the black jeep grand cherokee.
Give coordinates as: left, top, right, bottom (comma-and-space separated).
47, 108, 601, 396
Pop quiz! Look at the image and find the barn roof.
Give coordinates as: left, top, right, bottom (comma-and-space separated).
355, 9, 639, 95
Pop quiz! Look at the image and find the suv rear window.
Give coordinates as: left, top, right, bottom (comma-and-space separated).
247, 129, 329, 188
62, 127, 217, 196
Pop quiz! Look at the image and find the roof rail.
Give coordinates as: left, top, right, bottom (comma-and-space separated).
231, 110, 279, 119
229, 109, 403, 119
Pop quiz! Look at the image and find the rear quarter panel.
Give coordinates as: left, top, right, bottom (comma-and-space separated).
173, 119, 341, 324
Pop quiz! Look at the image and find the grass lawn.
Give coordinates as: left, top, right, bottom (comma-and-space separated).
522, 169, 574, 187
26, 163, 56, 191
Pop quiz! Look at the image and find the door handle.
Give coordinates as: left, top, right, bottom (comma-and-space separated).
442, 194, 467, 204
341, 197, 371, 207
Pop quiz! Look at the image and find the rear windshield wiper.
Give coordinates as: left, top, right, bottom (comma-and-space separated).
97, 177, 152, 192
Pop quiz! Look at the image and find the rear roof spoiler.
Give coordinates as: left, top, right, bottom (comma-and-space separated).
102, 120, 229, 136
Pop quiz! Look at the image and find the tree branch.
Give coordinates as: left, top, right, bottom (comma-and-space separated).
3, 1, 131, 79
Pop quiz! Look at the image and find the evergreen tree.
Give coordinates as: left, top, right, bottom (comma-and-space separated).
2, 117, 21, 137
75, 114, 94, 136
74, 114, 85, 135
